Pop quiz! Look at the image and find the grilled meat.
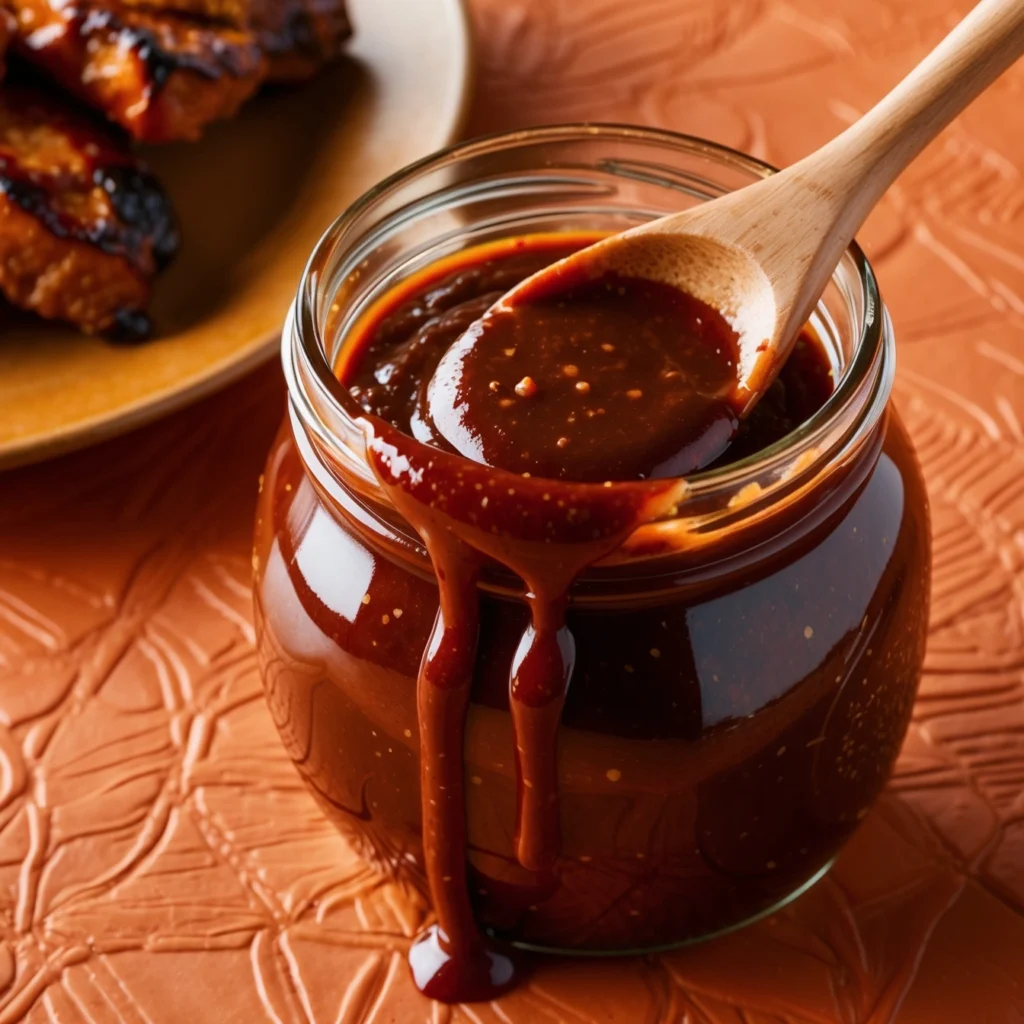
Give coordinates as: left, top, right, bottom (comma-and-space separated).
256, 0, 351, 83
0, 85, 179, 336
103, 0, 350, 43
6, 0, 350, 143
68, 0, 352, 74
8, 0, 267, 142
0, 9, 11, 77
111, 0, 252, 27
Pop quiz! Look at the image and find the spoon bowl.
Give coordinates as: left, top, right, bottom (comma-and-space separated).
494, 225, 778, 416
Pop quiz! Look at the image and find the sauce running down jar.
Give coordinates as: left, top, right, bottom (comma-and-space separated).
253, 126, 931, 1000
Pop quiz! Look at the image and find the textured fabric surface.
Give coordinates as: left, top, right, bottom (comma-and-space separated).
1, 0, 1023, 1019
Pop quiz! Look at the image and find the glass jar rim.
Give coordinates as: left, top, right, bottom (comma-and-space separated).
286, 122, 892, 545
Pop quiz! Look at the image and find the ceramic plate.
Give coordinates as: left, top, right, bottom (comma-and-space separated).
0, 0, 472, 468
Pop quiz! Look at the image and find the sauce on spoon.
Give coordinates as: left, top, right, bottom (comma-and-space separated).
339, 233, 835, 1003
423, 267, 742, 481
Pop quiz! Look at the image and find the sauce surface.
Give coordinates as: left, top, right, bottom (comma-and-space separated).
424, 272, 740, 480
338, 234, 837, 1002
345, 235, 834, 482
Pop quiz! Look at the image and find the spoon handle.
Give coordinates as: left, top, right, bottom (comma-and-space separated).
807, 0, 1024, 219
725, 0, 1024, 382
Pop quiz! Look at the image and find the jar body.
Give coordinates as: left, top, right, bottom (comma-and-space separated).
254, 407, 930, 951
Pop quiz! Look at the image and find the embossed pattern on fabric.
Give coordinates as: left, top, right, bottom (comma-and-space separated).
1, 0, 1023, 1018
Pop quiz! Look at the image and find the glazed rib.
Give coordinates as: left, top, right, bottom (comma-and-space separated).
102, 0, 351, 48
0, 9, 11, 77
0, 85, 179, 336
253, 0, 351, 82
7, 0, 267, 142
109, 0, 252, 27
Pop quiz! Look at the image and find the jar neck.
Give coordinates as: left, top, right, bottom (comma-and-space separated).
281, 127, 893, 600
283, 294, 894, 599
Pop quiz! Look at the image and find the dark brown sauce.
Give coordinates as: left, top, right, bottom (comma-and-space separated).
346, 236, 834, 482
339, 233, 837, 1002
422, 272, 740, 481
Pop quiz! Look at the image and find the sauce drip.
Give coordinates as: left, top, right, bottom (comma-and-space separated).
365, 418, 684, 1001
338, 234, 835, 1002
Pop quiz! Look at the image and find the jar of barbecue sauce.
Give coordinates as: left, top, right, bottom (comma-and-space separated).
254, 126, 930, 1000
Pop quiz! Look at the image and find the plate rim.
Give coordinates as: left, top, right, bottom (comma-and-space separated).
0, 0, 474, 471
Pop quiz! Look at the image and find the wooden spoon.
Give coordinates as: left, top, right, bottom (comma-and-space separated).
487, 0, 1024, 417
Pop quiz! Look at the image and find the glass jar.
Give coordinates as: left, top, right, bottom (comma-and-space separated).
254, 125, 930, 954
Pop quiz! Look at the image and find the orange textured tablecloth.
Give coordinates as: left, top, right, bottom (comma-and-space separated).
2, 1, 1024, 1021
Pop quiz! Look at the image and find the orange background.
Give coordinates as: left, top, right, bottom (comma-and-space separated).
1, 1, 1023, 1020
